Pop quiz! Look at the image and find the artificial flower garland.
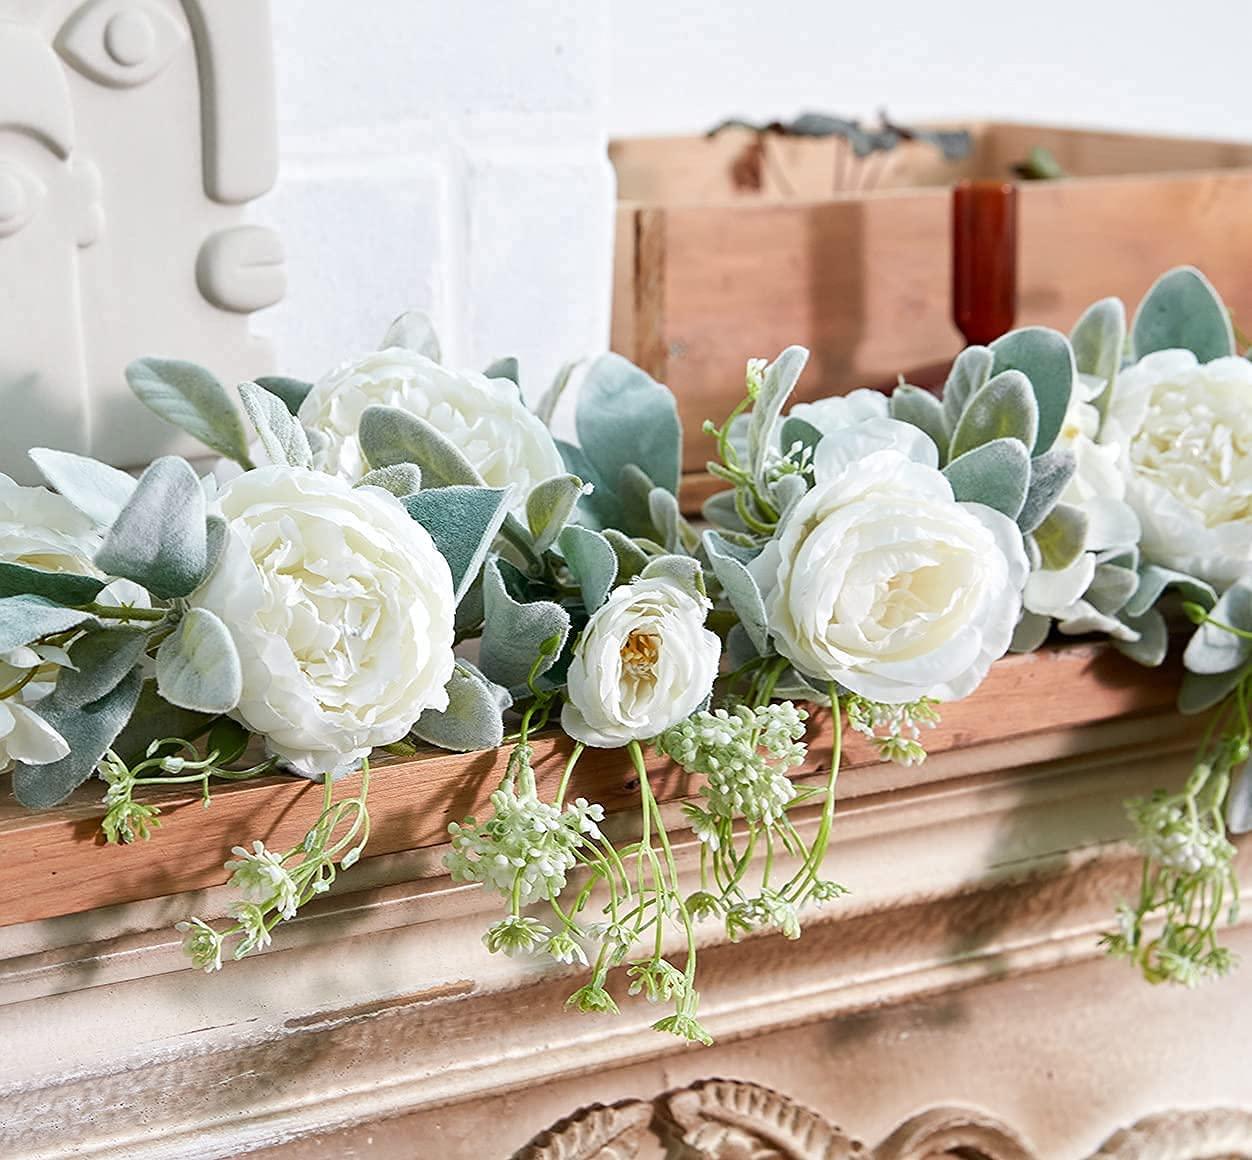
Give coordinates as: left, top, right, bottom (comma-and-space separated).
1, 265, 1249, 1042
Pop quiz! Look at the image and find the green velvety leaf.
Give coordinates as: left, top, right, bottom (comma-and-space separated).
478, 560, 571, 689
380, 309, 441, 360
534, 359, 580, 428
527, 474, 589, 555
156, 608, 242, 714
28, 448, 136, 527
576, 353, 681, 499
1086, 563, 1139, 615
749, 346, 809, 482
1033, 503, 1088, 571
559, 524, 618, 612
701, 489, 748, 534
890, 384, 949, 462
1132, 266, 1235, 363
1017, 448, 1076, 534
1179, 668, 1247, 716
412, 661, 509, 752
0, 595, 94, 653
125, 357, 253, 466
648, 486, 696, 554
54, 626, 149, 710
238, 381, 313, 469
96, 457, 208, 600
254, 376, 313, 416
704, 529, 769, 654
454, 573, 484, 638
602, 529, 649, 583
111, 679, 216, 766
1114, 608, 1169, 668
640, 554, 705, 601
989, 327, 1075, 454
483, 356, 520, 385
359, 405, 482, 487
0, 562, 105, 606
942, 437, 1030, 519
942, 345, 994, 432
617, 464, 657, 541
403, 486, 511, 606
357, 463, 423, 497
12, 666, 142, 808
1124, 564, 1217, 619
1069, 296, 1125, 417
1009, 610, 1052, 653
778, 414, 824, 464
1183, 580, 1252, 675
769, 472, 808, 524
950, 370, 1038, 460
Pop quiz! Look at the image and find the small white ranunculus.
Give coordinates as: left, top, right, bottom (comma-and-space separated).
190, 467, 457, 777
562, 576, 721, 748
1102, 350, 1252, 589
788, 388, 889, 437
751, 419, 1028, 703
298, 347, 564, 511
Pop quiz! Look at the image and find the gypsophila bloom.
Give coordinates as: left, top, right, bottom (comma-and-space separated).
566, 983, 620, 1015
225, 841, 301, 920
626, 958, 687, 1004
229, 902, 274, 958
483, 915, 553, 958
543, 929, 589, 966
176, 918, 224, 973
1128, 791, 1235, 876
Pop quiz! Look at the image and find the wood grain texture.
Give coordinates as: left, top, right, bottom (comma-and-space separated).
0, 644, 1179, 928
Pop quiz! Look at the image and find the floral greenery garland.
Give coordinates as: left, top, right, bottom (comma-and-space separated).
0, 264, 1248, 1042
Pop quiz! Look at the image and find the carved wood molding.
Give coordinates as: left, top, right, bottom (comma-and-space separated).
516, 1080, 1252, 1160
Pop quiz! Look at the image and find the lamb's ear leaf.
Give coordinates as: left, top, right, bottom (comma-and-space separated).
478, 560, 571, 689
1086, 563, 1139, 616
640, 554, 705, 601
358, 404, 483, 487
949, 370, 1038, 460
0, 595, 95, 653
483, 356, 520, 385
1033, 503, 1088, 571
534, 359, 581, 427
156, 608, 243, 714
402, 486, 511, 606
942, 345, 994, 431
1009, 611, 1052, 654
749, 346, 809, 483
1132, 266, 1235, 363
54, 626, 150, 710
648, 486, 697, 554
559, 524, 618, 612
125, 357, 253, 466
527, 474, 590, 555
1183, 581, 1252, 675
238, 381, 313, 469
28, 448, 137, 527
96, 457, 208, 600
111, 679, 217, 766
1180, 668, 1247, 716
942, 437, 1030, 519
988, 327, 1075, 454
1069, 296, 1125, 416
380, 309, 441, 360
0, 562, 106, 606
704, 530, 769, 654
412, 661, 510, 752
1124, 564, 1216, 619
13, 666, 142, 808
576, 353, 681, 498
1114, 608, 1169, 668
890, 384, 949, 461
1017, 448, 1076, 534
601, 529, 649, 584
701, 489, 748, 534
254, 376, 313, 417
356, 463, 423, 498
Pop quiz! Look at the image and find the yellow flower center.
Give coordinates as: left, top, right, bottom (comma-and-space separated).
620, 630, 660, 679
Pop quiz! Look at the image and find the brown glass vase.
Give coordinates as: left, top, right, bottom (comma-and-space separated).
951, 180, 1018, 347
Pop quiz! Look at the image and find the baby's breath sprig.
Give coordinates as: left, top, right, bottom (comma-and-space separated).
844, 694, 940, 767
177, 761, 372, 970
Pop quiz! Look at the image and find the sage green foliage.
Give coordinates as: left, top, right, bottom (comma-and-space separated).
1132, 266, 1235, 363
254, 375, 313, 416
889, 384, 948, 461
478, 560, 571, 689
238, 381, 313, 469
125, 357, 254, 467
988, 327, 1074, 455
703, 530, 769, 654
941, 438, 1030, 519
1032, 503, 1088, 571
28, 448, 136, 526
0, 561, 105, 605
1124, 565, 1216, 620
356, 463, 422, 497
1016, 449, 1076, 534
528, 475, 589, 556
55, 626, 149, 709
558, 524, 617, 613
748, 346, 808, 484
359, 404, 482, 486
403, 486, 512, 606
483, 356, 520, 385
380, 308, 441, 360
941, 345, 993, 433
156, 608, 242, 715
0, 595, 94, 653
948, 370, 1038, 461
413, 661, 510, 752
1069, 297, 1125, 419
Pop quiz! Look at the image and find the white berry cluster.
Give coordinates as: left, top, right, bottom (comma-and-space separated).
1128, 792, 1235, 877
844, 695, 939, 766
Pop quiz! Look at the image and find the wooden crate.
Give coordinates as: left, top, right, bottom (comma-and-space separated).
610, 122, 1252, 498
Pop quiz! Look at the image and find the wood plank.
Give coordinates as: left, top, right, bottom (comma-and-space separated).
0, 644, 1180, 928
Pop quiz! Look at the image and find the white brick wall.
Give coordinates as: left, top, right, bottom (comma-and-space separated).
253, 1, 615, 400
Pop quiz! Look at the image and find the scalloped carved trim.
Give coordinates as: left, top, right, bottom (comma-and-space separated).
876, 1107, 1034, 1160
1090, 1109, 1252, 1159
514, 1100, 654, 1160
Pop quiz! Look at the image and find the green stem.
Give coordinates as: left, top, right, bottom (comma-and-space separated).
80, 603, 167, 623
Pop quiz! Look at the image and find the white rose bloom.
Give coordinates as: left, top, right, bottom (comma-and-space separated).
191, 467, 457, 778
298, 347, 564, 511
751, 419, 1028, 703
789, 388, 889, 436
562, 576, 721, 748
1102, 350, 1252, 589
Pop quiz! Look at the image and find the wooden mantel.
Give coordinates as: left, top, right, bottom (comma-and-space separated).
2, 643, 1250, 1159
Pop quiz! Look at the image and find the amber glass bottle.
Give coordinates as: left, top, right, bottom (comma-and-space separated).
951, 180, 1018, 346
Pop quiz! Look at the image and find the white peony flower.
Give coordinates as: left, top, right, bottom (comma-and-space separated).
1102, 350, 1252, 589
788, 388, 889, 436
751, 419, 1028, 702
190, 466, 457, 777
297, 347, 564, 511
562, 576, 722, 748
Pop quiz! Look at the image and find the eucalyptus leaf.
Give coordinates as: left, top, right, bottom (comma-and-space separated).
380, 309, 441, 360
12, 666, 142, 809
1033, 503, 1088, 571
1017, 448, 1076, 534
1132, 266, 1234, 363
156, 608, 242, 714
27, 449, 137, 527
125, 358, 253, 466
54, 626, 149, 710
559, 524, 618, 612
0, 562, 105, 606
96, 457, 208, 600
528, 474, 589, 556
254, 375, 313, 416
1009, 610, 1052, 653
403, 486, 512, 606
1114, 609, 1168, 667
749, 346, 808, 483
412, 661, 510, 752
1069, 297, 1125, 416
358, 405, 483, 487
1124, 564, 1217, 620
890, 384, 949, 462
357, 463, 423, 497
0, 595, 94, 653
705, 529, 769, 654
478, 560, 571, 689
942, 437, 1030, 519
238, 381, 313, 469
942, 345, 993, 431
1183, 580, 1252, 675
989, 327, 1075, 454
483, 356, 520, 385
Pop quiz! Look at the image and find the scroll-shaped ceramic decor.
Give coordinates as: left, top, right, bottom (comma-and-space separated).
0, 0, 283, 480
